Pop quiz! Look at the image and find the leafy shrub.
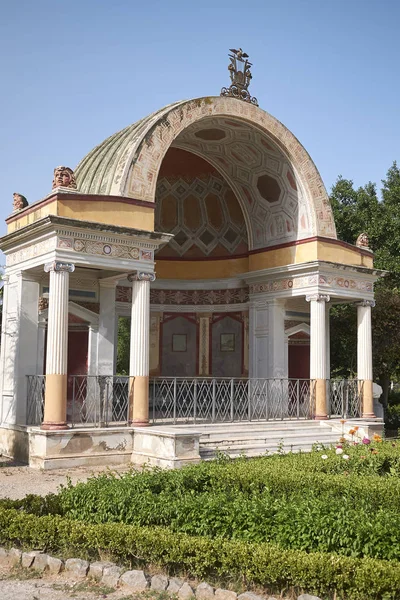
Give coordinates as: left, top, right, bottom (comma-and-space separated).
4, 443, 400, 562
0, 506, 400, 599
386, 404, 400, 429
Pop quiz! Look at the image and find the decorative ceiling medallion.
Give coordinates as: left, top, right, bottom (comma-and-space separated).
221, 48, 258, 106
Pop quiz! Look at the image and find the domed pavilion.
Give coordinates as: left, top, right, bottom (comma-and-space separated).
0, 50, 382, 468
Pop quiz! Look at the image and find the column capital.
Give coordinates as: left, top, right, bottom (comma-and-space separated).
128, 271, 156, 283
44, 261, 75, 274
356, 299, 376, 308
306, 293, 330, 303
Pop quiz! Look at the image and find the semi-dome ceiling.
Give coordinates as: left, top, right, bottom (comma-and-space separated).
74, 96, 336, 250
155, 148, 248, 259
171, 116, 312, 249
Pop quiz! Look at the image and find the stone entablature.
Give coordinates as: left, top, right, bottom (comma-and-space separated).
1, 216, 171, 273
246, 260, 381, 301
116, 286, 249, 305
250, 274, 373, 295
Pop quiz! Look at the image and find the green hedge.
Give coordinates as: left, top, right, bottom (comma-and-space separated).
4, 448, 400, 561
0, 506, 399, 600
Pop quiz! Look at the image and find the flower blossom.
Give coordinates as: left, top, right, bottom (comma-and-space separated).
362, 437, 371, 445
336, 448, 343, 455
321, 454, 328, 460
343, 454, 350, 460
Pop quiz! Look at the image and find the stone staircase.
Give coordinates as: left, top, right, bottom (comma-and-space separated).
198, 421, 340, 459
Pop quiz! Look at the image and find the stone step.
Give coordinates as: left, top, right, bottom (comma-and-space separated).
200, 425, 332, 441
200, 438, 338, 459
168, 420, 324, 430
188, 421, 327, 436
200, 431, 339, 447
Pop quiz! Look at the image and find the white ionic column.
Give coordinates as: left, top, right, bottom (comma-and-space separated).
42, 261, 75, 429
325, 303, 331, 413
267, 300, 286, 378
306, 294, 330, 419
98, 281, 117, 376
128, 271, 155, 426
357, 300, 375, 418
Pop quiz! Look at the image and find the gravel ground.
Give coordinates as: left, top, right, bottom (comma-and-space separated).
0, 456, 130, 500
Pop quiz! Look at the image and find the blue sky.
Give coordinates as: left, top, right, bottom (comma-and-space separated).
0, 0, 399, 229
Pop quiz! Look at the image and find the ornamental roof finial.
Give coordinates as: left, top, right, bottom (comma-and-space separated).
221, 48, 258, 106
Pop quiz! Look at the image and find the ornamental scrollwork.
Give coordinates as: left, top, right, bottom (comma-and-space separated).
220, 48, 258, 106
127, 271, 156, 283
305, 294, 330, 303
44, 261, 75, 273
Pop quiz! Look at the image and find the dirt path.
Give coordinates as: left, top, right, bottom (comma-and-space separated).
0, 456, 130, 500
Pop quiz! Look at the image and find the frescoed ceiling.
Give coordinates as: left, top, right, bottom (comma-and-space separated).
171, 117, 314, 250
155, 149, 248, 259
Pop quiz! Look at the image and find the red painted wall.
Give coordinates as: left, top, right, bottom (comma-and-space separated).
288, 344, 310, 379
67, 330, 88, 400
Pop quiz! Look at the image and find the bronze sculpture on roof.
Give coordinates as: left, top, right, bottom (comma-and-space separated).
221, 48, 258, 106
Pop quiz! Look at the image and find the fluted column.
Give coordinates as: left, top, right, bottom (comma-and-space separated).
128, 271, 155, 426
306, 293, 330, 419
357, 300, 375, 418
42, 261, 75, 429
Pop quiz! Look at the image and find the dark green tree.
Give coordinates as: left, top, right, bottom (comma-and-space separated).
116, 316, 130, 375
329, 163, 400, 408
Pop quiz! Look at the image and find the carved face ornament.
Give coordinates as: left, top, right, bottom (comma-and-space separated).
13, 192, 28, 211
52, 166, 77, 189
356, 232, 369, 248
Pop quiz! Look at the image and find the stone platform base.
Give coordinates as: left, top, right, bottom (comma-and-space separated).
321, 418, 384, 441
0, 418, 385, 470
28, 426, 134, 469
0, 424, 29, 463
0, 424, 202, 470
131, 427, 201, 468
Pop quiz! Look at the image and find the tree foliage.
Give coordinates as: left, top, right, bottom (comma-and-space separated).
330, 162, 400, 406
116, 316, 130, 375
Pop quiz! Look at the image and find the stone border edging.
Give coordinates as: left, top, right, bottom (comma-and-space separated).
0, 546, 321, 600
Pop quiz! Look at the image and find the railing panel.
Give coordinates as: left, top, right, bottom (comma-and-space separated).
26, 376, 363, 427
328, 379, 362, 418
150, 377, 315, 424
26, 375, 45, 426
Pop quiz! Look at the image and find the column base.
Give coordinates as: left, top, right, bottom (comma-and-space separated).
314, 379, 327, 420
131, 419, 150, 427
43, 374, 67, 426
362, 380, 375, 418
40, 422, 68, 431
129, 376, 150, 424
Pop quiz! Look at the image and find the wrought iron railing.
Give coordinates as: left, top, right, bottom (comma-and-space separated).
26, 375, 45, 425
26, 375, 130, 427
328, 379, 363, 418
26, 376, 363, 427
150, 378, 315, 424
